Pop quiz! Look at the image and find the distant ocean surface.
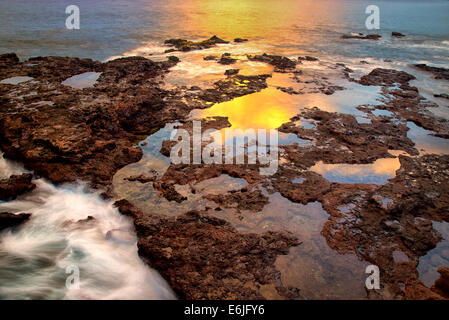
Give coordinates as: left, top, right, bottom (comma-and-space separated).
0, 0, 448, 65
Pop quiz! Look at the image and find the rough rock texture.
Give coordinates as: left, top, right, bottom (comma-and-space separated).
279, 108, 417, 170
358, 68, 416, 86
319, 154, 449, 297
405, 267, 449, 300
114, 199, 300, 300
355, 68, 449, 139
0, 53, 269, 189
204, 189, 269, 212
247, 53, 297, 72
432, 267, 449, 299
0, 173, 35, 200
2, 46, 449, 300
0, 54, 173, 188
164, 36, 229, 52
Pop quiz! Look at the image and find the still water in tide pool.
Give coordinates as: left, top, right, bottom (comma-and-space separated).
1, 0, 449, 300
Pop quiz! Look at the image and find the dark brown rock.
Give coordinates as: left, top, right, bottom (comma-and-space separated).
0, 173, 35, 200
342, 33, 381, 40
164, 36, 229, 52
358, 68, 416, 86
114, 200, 300, 300
0, 212, 31, 230
414, 64, 449, 81
392, 32, 405, 38
247, 53, 297, 71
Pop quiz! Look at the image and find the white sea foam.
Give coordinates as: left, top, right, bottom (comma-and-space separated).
0, 155, 176, 300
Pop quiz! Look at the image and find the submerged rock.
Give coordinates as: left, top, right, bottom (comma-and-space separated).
414, 64, 449, 81
342, 33, 381, 40
114, 200, 300, 299
434, 93, 449, 100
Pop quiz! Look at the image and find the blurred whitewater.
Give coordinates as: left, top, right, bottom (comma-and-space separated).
0, 154, 176, 300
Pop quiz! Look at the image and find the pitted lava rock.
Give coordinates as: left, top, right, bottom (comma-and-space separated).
0, 173, 35, 200
355, 68, 449, 139
279, 108, 417, 170
0, 53, 269, 189
114, 199, 300, 300
2, 46, 449, 301
405, 267, 449, 300
320, 154, 449, 298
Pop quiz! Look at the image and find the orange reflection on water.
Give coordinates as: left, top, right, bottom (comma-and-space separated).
172, 0, 345, 46
190, 87, 300, 130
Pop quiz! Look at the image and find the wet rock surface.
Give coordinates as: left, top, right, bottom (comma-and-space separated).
0, 52, 269, 189
247, 53, 298, 72
0, 173, 35, 200
392, 32, 406, 38
319, 154, 449, 298
278, 108, 416, 169
342, 33, 381, 40
413, 64, 449, 81
0, 212, 31, 230
114, 199, 300, 299
164, 35, 229, 52
1, 39, 449, 299
405, 267, 449, 300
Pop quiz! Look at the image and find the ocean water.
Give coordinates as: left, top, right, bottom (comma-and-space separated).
0, 0, 448, 66
1, 0, 449, 300
0, 154, 176, 300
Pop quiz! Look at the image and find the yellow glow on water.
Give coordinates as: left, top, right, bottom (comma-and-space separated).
191, 87, 299, 130
162, 0, 345, 47
183, 0, 302, 39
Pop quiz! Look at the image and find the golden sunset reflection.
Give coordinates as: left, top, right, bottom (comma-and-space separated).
159, 0, 345, 50
190, 87, 299, 130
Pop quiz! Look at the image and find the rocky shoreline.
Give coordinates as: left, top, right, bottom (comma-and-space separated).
1, 36, 448, 299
